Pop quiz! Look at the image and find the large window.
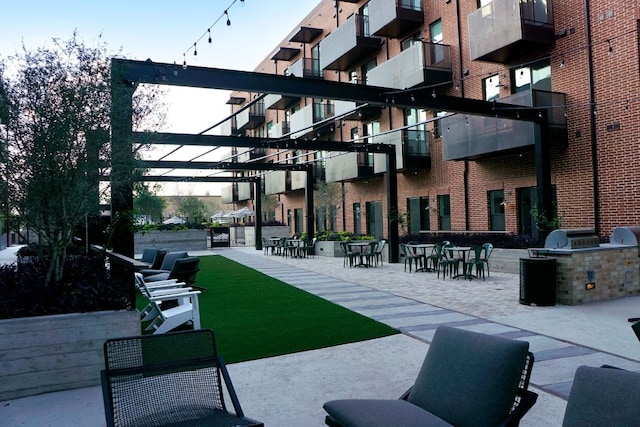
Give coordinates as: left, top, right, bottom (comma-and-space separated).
483, 74, 501, 101
366, 201, 383, 239
437, 195, 451, 230
294, 208, 303, 234
488, 190, 506, 231
407, 197, 431, 234
512, 59, 551, 92
353, 203, 361, 235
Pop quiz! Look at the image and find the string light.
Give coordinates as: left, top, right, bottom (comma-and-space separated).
607, 39, 613, 55
559, 54, 565, 68
193, 42, 197, 56
208, 29, 212, 44
225, 10, 231, 26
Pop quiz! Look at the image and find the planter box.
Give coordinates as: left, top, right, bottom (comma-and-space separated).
315, 241, 344, 257
0, 310, 139, 401
135, 229, 208, 253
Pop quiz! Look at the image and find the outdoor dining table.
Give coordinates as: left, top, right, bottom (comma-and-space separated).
447, 246, 475, 279
347, 241, 376, 268
407, 243, 436, 272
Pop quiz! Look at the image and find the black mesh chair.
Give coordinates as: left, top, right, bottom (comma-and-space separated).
101, 329, 263, 427
324, 325, 537, 427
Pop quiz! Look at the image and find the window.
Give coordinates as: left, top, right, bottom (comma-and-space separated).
512, 60, 551, 93
361, 58, 377, 85
483, 74, 501, 101
405, 108, 427, 155
366, 201, 383, 239
407, 197, 431, 234
353, 203, 361, 235
437, 195, 451, 230
401, 32, 422, 51
311, 44, 321, 77
433, 111, 447, 138
488, 190, 506, 231
430, 19, 444, 63
294, 208, 303, 234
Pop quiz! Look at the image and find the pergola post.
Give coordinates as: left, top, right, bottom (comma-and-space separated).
385, 148, 399, 263
254, 177, 262, 251
305, 165, 315, 240
110, 64, 135, 258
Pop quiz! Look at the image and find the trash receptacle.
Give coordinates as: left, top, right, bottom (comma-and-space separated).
520, 256, 557, 306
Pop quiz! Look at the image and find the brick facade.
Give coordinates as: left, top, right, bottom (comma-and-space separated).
227, 0, 640, 241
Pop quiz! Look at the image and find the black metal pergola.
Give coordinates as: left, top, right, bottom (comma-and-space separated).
110, 58, 552, 263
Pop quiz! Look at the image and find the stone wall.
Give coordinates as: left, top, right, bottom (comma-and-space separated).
0, 310, 139, 401
551, 245, 640, 305
134, 229, 207, 253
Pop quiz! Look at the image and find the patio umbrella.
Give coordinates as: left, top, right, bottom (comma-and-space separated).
210, 211, 227, 220
162, 216, 186, 224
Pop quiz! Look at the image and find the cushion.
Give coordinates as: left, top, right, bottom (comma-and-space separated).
323, 399, 453, 427
139, 248, 158, 264
562, 365, 640, 426
407, 325, 529, 427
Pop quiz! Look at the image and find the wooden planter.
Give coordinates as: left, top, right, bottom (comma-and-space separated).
0, 309, 139, 401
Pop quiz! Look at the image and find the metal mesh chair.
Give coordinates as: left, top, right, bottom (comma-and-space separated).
101, 329, 263, 427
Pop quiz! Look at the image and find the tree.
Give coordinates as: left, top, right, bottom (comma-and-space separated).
1, 33, 165, 283
134, 183, 166, 224
177, 196, 206, 224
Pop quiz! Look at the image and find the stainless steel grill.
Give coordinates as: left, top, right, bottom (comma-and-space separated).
544, 228, 600, 249
610, 226, 640, 256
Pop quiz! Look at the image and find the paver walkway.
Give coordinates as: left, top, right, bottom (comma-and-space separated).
223, 247, 640, 400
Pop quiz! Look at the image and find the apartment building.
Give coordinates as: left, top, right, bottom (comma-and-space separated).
220, 0, 640, 242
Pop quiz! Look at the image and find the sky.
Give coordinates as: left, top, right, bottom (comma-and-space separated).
0, 0, 321, 196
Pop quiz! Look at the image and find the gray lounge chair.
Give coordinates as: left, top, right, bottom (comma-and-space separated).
139, 251, 188, 277
324, 325, 537, 427
562, 365, 640, 426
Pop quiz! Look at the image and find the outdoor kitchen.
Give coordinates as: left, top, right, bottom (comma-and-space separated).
532, 227, 640, 305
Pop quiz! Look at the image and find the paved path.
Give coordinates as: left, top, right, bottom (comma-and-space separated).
222, 248, 640, 401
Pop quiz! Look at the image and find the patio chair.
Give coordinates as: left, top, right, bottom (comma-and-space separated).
135, 272, 192, 323
481, 243, 494, 277
465, 245, 485, 280
145, 257, 200, 285
142, 286, 201, 334
401, 244, 422, 273
340, 241, 356, 268
324, 325, 537, 427
101, 329, 264, 427
302, 237, 317, 258
373, 239, 386, 266
140, 251, 188, 277
562, 365, 640, 426
438, 244, 462, 279
363, 241, 379, 267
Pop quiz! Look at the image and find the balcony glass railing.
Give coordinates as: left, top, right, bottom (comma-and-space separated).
404, 129, 429, 157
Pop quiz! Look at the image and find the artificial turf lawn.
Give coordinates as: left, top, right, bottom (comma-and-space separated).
138, 255, 398, 364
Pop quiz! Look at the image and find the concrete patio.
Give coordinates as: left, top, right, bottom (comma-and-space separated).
2, 245, 640, 426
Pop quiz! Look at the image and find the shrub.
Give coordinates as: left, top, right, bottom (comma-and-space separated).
399, 232, 537, 249
0, 254, 130, 319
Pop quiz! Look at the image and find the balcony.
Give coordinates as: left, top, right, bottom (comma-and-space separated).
367, 42, 452, 89
221, 184, 237, 204
264, 170, 291, 195
319, 14, 382, 71
368, 0, 424, 38
237, 182, 253, 201
290, 171, 307, 191
264, 93, 300, 110
218, 116, 237, 136
236, 148, 267, 163
468, 0, 555, 63
269, 121, 290, 138
288, 58, 322, 79
373, 128, 431, 172
326, 151, 375, 183
441, 89, 568, 161
290, 101, 335, 140
237, 101, 265, 131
